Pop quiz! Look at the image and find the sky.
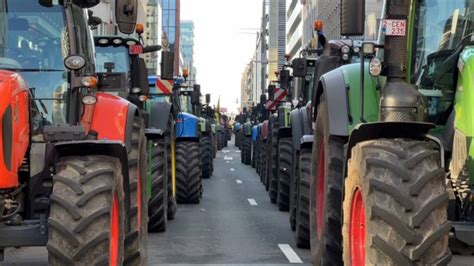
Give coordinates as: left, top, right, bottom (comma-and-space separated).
180, 0, 262, 114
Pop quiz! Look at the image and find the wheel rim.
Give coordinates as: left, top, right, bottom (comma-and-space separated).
110, 192, 119, 266
316, 140, 325, 237
350, 188, 366, 266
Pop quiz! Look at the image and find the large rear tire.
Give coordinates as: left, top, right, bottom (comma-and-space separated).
243, 136, 252, 165
252, 140, 257, 168
310, 100, 344, 264
124, 118, 148, 265
201, 135, 213, 178
343, 139, 451, 265
48, 156, 125, 265
295, 148, 311, 248
289, 151, 299, 231
148, 139, 168, 232
176, 141, 202, 203
166, 135, 177, 220
277, 137, 292, 211
269, 116, 280, 204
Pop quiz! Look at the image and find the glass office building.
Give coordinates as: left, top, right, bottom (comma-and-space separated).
162, 0, 180, 75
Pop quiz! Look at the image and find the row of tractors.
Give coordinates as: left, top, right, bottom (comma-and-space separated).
238, 0, 474, 264
0, 0, 227, 264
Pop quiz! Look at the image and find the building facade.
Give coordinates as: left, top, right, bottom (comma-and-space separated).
180, 20, 196, 83
162, 0, 181, 75
145, 0, 163, 75
286, 0, 303, 60
268, 0, 286, 83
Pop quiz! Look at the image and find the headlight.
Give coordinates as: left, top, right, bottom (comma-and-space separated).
369, 58, 383, 77
64, 55, 86, 70
353, 47, 360, 54
132, 87, 141, 94
139, 95, 148, 102
82, 95, 97, 105
81, 76, 98, 88
97, 38, 109, 45
341, 45, 350, 54
126, 40, 137, 46
362, 43, 375, 55
342, 53, 350, 61
112, 38, 123, 45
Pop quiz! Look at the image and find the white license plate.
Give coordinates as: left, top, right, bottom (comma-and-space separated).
382, 19, 407, 36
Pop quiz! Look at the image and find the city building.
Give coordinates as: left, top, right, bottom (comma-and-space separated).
241, 62, 253, 109
162, 0, 181, 75
267, 0, 286, 83
181, 20, 196, 83
286, 0, 303, 60
145, 0, 163, 75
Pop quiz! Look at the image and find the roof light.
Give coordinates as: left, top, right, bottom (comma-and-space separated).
314, 20, 324, 31
64, 55, 86, 70
136, 24, 144, 34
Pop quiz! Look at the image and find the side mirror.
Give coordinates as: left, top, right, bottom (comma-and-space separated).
161, 51, 174, 80
260, 94, 267, 104
268, 85, 276, 101
292, 58, 307, 77
116, 0, 138, 34
193, 84, 201, 94
137, 58, 149, 95
142, 45, 161, 54
206, 94, 211, 104
340, 0, 365, 36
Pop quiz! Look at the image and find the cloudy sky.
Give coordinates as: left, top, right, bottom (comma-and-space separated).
181, 0, 262, 114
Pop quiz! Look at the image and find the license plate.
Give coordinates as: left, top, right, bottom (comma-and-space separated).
382, 19, 407, 36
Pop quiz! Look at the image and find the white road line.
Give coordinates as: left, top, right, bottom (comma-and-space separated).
278, 244, 303, 263
226, 161, 230, 164
224, 156, 233, 160
230, 168, 235, 171
236, 179, 242, 184
222, 150, 230, 153
236, 150, 241, 153
247, 198, 258, 206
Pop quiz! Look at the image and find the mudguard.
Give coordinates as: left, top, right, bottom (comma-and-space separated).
252, 125, 259, 141
291, 108, 304, 152
146, 101, 172, 137
300, 135, 313, 149
91, 92, 139, 151
278, 127, 292, 138
175, 112, 199, 139
0, 71, 29, 189
262, 120, 269, 140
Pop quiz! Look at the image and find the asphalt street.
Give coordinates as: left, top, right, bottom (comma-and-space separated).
1, 140, 474, 265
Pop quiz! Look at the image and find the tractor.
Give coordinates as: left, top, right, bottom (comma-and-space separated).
200, 93, 216, 178
239, 107, 253, 165
173, 78, 203, 203
0, 0, 148, 264
309, 0, 474, 264
93, 30, 177, 233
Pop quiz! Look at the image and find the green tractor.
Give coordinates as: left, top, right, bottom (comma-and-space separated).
94, 31, 178, 233
310, 0, 474, 264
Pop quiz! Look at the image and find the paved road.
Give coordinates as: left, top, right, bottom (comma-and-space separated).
2, 140, 474, 265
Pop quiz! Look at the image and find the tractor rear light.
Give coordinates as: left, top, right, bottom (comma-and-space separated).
139, 95, 148, 102
341, 45, 350, 54
112, 38, 123, 45
82, 95, 97, 105
129, 44, 143, 55
342, 53, 350, 61
369, 58, 382, 77
64, 55, 86, 70
81, 76, 98, 88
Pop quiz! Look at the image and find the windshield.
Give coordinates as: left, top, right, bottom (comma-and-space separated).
412, 0, 474, 86
179, 94, 193, 113
0, 0, 69, 126
95, 46, 130, 73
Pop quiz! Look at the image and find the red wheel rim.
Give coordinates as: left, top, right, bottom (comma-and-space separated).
109, 192, 119, 266
350, 188, 366, 266
316, 140, 325, 237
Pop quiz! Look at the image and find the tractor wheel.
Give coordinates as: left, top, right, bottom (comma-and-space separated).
243, 136, 252, 165
269, 116, 280, 203
260, 139, 266, 184
295, 148, 311, 248
176, 141, 202, 203
212, 133, 217, 158
342, 139, 451, 265
289, 151, 299, 231
166, 134, 177, 220
201, 135, 213, 178
148, 140, 167, 232
124, 117, 148, 265
310, 100, 344, 264
48, 156, 125, 265
217, 132, 223, 150
254, 140, 260, 171
264, 140, 271, 191
277, 137, 292, 211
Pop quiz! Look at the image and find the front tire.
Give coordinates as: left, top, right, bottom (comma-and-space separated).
176, 140, 202, 203
269, 116, 280, 203
342, 139, 451, 265
48, 156, 125, 266
148, 139, 168, 232
243, 136, 252, 165
201, 135, 213, 178
295, 148, 311, 248
277, 137, 292, 211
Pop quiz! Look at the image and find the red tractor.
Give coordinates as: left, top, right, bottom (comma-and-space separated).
0, 0, 148, 265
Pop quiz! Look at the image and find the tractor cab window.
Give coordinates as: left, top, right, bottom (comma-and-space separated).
412, 0, 474, 121
0, 0, 69, 128
179, 93, 193, 114
95, 46, 130, 73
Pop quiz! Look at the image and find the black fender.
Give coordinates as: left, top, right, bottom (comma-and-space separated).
344, 122, 437, 174
313, 66, 349, 137
291, 108, 304, 151
146, 101, 172, 139
125, 103, 140, 151
54, 140, 132, 231
278, 127, 292, 138
301, 104, 312, 135
300, 134, 313, 149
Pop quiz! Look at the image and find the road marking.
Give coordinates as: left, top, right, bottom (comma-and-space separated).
236, 179, 242, 184
278, 244, 303, 263
236, 150, 241, 153
226, 161, 230, 164
224, 156, 233, 160
222, 149, 230, 153
230, 168, 235, 171
247, 199, 258, 206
